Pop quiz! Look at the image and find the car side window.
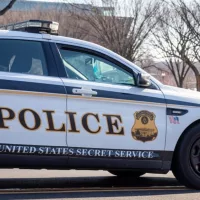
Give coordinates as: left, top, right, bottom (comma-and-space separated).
58, 48, 135, 86
0, 39, 48, 76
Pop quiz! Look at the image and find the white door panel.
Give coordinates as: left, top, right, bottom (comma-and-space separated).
0, 73, 67, 147
63, 79, 166, 151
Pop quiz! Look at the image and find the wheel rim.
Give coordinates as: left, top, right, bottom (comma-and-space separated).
190, 138, 200, 176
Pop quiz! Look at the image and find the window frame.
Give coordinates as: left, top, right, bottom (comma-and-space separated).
52, 43, 137, 86
0, 39, 59, 77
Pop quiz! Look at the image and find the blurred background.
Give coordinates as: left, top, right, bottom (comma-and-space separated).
0, 0, 199, 90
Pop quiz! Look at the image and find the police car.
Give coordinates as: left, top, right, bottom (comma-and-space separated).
0, 20, 200, 189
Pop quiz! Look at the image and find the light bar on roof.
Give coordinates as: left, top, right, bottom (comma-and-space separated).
0, 20, 59, 35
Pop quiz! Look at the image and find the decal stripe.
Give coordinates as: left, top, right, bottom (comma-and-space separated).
0, 79, 65, 94
166, 99, 199, 107
67, 95, 165, 107
0, 143, 173, 161
0, 79, 199, 107
67, 87, 200, 107
0, 89, 66, 98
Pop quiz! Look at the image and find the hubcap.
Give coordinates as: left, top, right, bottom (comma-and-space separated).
191, 138, 200, 175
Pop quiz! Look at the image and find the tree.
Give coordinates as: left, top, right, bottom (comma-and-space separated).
68, 0, 162, 62
0, 0, 17, 16
151, 4, 192, 88
172, 0, 200, 90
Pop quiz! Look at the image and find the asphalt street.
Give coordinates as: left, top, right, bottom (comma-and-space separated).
0, 169, 198, 200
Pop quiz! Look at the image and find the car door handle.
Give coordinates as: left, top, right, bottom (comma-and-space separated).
72, 88, 97, 96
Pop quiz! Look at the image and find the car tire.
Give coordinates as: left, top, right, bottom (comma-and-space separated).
108, 170, 145, 177
172, 124, 200, 189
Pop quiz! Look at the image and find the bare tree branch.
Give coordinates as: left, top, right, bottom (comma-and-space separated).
0, 0, 17, 16
151, 3, 192, 88
171, 0, 200, 90
67, 0, 162, 62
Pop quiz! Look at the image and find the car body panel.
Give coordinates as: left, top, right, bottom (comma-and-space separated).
61, 78, 167, 151
160, 85, 200, 151
0, 30, 199, 172
0, 72, 67, 147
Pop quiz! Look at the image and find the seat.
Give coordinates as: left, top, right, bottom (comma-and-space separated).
10, 54, 32, 73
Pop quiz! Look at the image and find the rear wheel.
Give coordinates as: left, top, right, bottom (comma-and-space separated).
172, 124, 200, 189
108, 170, 145, 177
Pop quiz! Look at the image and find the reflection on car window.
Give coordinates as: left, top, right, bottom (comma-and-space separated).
62, 59, 87, 80
59, 48, 135, 86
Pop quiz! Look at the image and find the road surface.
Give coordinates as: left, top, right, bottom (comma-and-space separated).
0, 169, 198, 200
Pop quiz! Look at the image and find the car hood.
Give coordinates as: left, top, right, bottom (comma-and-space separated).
160, 85, 200, 106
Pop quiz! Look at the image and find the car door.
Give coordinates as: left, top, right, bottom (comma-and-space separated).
55, 44, 167, 169
0, 39, 67, 164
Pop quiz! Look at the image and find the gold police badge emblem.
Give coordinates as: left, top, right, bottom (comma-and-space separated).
131, 110, 158, 142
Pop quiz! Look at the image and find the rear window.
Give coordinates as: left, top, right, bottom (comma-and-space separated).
0, 39, 48, 76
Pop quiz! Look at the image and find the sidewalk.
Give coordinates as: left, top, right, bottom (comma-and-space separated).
0, 169, 174, 179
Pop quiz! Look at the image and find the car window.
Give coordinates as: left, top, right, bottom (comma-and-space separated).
58, 48, 135, 86
0, 39, 48, 76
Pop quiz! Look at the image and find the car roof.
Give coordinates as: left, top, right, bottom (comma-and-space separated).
0, 30, 163, 87
0, 30, 109, 54
0, 30, 146, 75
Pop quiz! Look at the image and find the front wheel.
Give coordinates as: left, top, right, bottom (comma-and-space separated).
172, 124, 200, 189
108, 170, 145, 177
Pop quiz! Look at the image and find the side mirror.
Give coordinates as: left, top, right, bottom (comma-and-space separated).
137, 73, 151, 87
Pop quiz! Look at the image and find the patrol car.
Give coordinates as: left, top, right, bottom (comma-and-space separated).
0, 20, 200, 189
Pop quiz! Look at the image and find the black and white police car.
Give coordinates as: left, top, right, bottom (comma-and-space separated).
0, 20, 200, 189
